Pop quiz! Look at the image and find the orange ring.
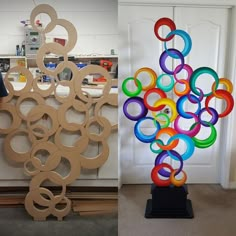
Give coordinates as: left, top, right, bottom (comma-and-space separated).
174, 79, 190, 96
155, 127, 179, 150
212, 78, 233, 98
134, 67, 157, 91
170, 169, 187, 187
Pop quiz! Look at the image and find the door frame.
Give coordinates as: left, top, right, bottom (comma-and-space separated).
118, 0, 236, 189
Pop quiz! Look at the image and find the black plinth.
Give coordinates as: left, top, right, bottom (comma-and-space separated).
145, 184, 194, 218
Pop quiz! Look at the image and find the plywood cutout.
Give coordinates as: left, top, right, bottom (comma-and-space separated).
0, 4, 117, 221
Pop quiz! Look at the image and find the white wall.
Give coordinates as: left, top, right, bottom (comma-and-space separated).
0, 0, 118, 55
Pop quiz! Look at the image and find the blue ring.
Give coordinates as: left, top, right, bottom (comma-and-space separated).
176, 94, 201, 119
167, 134, 195, 161
134, 117, 161, 143
164, 30, 192, 58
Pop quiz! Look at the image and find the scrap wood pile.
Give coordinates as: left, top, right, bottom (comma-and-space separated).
0, 191, 118, 216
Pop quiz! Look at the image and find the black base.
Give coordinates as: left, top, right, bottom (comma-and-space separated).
144, 184, 194, 219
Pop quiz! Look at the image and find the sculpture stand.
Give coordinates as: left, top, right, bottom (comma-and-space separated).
145, 184, 194, 218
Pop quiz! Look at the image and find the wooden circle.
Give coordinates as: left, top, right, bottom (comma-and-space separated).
5, 66, 33, 96
94, 94, 118, 130
27, 105, 59, 137
0, 103, 22, 134
16, 91, 45, 120
54, 150, 81, 185
54, 19, 77, 53
30, 4, 58, 33
57, 100, 89, 131
54, 126, 89, 153
36, 43, 68, 76
86, 116, 112, 142
3, 129, 34, 163
74, 65, 112, 103
54, 80, 75, 104
30, 142, 61, 172
28, 124, 49, 144
80, 140, 109, 169
32, 76, 56, 97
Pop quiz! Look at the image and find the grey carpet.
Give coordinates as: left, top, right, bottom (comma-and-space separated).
118, 184, 236, 236
0, 207, 117, 236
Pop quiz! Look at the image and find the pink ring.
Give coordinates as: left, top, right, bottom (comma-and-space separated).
174, 112, 200, 137
173, 64, 193, 83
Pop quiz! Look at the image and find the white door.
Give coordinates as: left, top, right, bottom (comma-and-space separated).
119, 5, 230, 184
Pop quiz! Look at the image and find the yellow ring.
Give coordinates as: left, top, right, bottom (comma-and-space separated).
134, 67, 157, 91
170, 169, 187, 187
152, 98, 177, 122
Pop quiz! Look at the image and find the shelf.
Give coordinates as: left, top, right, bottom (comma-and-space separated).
0, 55, 27, 59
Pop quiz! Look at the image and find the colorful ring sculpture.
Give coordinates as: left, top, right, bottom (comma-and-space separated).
122, 17, 234, 187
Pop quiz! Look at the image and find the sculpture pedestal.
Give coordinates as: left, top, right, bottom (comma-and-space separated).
145, 184, 194, 218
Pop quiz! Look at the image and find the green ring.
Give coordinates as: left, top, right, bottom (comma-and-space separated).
156, 74, 175, 92
122, 77, 142, 97
189, 67, 219, 97
153, 113, 170, 128
191, 122, 217, 148
150, 139, 164, 154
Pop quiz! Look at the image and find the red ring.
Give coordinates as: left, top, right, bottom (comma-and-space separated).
205, 89, 234, 118
154, 18, 176, 42
143, 88, 167, 111
151, 163, 173, 186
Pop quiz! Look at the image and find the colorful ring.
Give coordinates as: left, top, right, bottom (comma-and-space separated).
134, 67, 157, 91
143, 88, 167, 111
187, 87, 204, 103
174, 113, 201, 137
190, 67, 219, 97
170, 169, 187, 187
123, 97, 148, 121
154, 18, 176, 42
156, 74, 175, 92
134, 117, 161, 143
164, 30, 192, 58
174, 79, 190, 96
205, 89, 234, 118
152, 98, 177, 122
154, 150, 183, 177
167, 133, 195, 161
173, 64, 193, 82
153, 113, 170, 128
176, 95, 201, 119
155, 127, 179, 150
212, 78, 233, 97
151, 163, 173, 186
198, 107, 219, 127
122, 77, 142, 97
191, 122, 217, 148
159, 48, 185, 75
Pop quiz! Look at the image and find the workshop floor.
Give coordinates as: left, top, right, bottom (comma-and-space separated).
0, 207, 117, 236
118, 184, 236, 236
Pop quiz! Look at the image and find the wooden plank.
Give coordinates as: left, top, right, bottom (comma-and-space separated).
72, 199, 117, 212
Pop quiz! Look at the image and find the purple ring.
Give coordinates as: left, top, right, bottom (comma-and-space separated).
123, 97, 148, 121
159, 48, 185, 75
187, 87, 204, 103
199, 107, 219, 127
154, 150, 183, 177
